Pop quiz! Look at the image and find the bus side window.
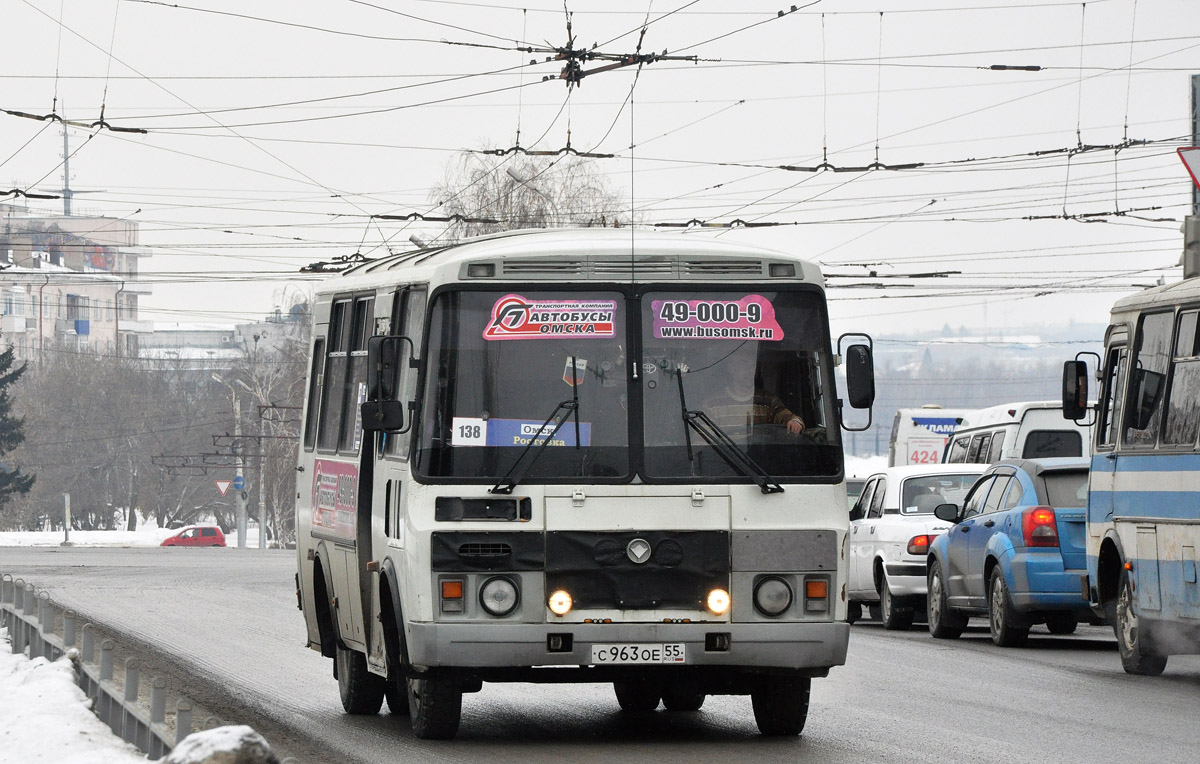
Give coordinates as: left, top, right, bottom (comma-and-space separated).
339, 297, 375, 453
303, 337, 326, 451
317, 300, 351, 451
1162, 310, 1200, 448
1124, 311, 1172, 448
387, 287, 428, 458
1097, 345, 1126, 449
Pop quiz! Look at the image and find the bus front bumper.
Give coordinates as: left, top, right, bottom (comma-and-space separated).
406, 620, 849, 673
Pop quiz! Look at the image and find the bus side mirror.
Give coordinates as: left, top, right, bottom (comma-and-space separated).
844, 344, 875, 409
363, 335, 416, 433
1061, 360, 1089, 421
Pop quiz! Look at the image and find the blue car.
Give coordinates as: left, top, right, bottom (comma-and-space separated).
926, 458, 1091, 646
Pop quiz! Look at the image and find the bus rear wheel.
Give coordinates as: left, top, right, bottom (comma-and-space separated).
751, 676, 810, 736
1116, 567, 1167, 676
335, 644, 385, 715
407, 675, 463, 739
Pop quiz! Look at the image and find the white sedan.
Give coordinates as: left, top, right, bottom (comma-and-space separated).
847, 464, 986, 630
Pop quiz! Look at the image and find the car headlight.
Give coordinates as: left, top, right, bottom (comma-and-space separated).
479, 576, 520, 617
753, 577, 793, 616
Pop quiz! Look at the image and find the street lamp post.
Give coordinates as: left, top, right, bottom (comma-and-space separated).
212, 373, 247, 549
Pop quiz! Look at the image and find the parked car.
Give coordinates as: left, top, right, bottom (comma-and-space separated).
926, 458, 1091, 646
847, 464, 987, 630
160, 525, 226, 547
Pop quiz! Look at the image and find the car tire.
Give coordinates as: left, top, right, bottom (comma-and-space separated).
335, 643, 385, 715
661, 686, 705, 712
751, 676, 810, 736
407, 675, 463, 739
1116, 567, 1168, 676
614, 681, 661, 712
880, 577, 914, 631
927, 560, 965, 639
1045, 613, 1078, 635
988, 568, 1029, 648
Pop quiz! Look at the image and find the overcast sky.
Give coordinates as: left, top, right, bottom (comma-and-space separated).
2, 0, 1198, 340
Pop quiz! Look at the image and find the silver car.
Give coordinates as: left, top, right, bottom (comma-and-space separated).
847, 464, 987, 630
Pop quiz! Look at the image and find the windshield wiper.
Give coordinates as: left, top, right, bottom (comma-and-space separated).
674, 367, 784, 494
489, 357, 582, 494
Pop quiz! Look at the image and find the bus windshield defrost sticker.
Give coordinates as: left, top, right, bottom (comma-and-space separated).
483, 294, 617, 340
652, 295, 784, 340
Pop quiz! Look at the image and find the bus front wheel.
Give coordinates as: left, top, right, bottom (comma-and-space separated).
408, 675, 463, 739
1116, 567, 1168, 676
751, 676, 810, 736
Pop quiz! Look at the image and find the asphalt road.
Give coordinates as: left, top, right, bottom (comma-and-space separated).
2, 547, 1198, 763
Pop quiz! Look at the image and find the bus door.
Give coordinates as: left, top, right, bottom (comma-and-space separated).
1090, 339, 1126, 538
314, 295, 374, 650
364, 287, 426, 670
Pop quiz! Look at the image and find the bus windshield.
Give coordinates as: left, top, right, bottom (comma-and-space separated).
640, 289, 839, 480
416, 288, 630, 481
414, 287, 840, 482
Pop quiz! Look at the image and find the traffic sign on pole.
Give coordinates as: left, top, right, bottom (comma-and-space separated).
215, 480, 232, 496
1181, 147, 1200, 191
232, 475, 246, 492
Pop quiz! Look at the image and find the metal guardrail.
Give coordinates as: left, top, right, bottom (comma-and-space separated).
1, 573, 205, 759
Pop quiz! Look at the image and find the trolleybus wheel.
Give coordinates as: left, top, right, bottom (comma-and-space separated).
661, 686, 705, 712
750, 676, 810, 736
613, 681, 661, 712
1116, 567, 1168, 676
335, 643, 385, 715
927, 560, 966, 639
407, 675, 463, 739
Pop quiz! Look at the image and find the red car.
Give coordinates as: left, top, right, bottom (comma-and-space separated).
161, 525, 226, 547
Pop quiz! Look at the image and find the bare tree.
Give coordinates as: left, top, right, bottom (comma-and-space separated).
429, 149, 631, 241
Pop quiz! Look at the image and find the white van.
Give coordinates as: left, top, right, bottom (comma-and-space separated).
942, 401, 1091, 464
888, 406, 975, 466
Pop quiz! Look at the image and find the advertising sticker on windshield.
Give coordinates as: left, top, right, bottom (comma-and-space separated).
483, 294, 617, 340
652, 295, 784, 341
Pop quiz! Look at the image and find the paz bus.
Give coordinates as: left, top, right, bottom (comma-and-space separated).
1063, 276, 1200, 674
295, 228, 875, 738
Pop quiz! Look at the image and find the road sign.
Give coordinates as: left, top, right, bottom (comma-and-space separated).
232, 475, 246, 491
1181, 147, 1200, 191
215, 480, 232, 496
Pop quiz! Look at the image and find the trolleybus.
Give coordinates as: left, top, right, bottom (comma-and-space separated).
295, 228, 875, 737
1063, 275, 1200, 674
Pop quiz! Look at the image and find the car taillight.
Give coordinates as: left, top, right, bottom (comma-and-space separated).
906, 535, 933, 555
1022, 506, 1059, 548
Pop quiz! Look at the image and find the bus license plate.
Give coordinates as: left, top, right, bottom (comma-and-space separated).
591, 643, 686, 664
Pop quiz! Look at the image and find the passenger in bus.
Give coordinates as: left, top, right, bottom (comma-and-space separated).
702, 358, 804, 435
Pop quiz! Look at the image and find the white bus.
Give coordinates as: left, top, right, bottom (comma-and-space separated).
1063, 276, 1200, 675
295, 228, 875, 738
942, 401, 1090, 465
888, 405, 975, 466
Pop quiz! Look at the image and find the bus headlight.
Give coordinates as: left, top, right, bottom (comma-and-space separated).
706, 588, 731, 616
479, 577, 519, 617
548, 589, 573, 616
753, 577, 793, 616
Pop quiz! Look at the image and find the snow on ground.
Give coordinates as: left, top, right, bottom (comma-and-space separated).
0, 627, 148, 764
